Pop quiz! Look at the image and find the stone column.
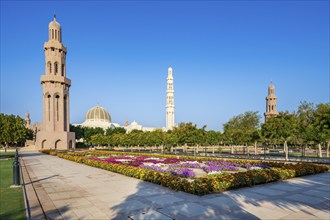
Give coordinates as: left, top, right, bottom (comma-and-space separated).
318, 143, 323, 158
285, 141, 288, 161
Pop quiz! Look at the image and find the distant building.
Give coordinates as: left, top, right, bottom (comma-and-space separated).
35, 15, 75, 150
76, 105, 158, 133
123, 120, 158, 133
264, 82, 279, 122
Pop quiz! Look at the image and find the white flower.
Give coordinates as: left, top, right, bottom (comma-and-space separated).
250, 166, 262, 170
208, 171, 222, 175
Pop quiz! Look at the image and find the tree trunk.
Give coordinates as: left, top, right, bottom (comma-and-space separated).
254, 141, 257, 155
212, 145, 215, 156
231, 145, 234, 154
326, 142, 329, 158
285, 141, 288, 161
318, 143, 322, 158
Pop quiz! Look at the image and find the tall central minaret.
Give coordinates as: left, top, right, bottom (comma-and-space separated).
166, 67, 175, 130
36, 15, 75, 150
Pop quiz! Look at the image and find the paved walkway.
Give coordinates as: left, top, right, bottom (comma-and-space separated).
20, 151, 330, 220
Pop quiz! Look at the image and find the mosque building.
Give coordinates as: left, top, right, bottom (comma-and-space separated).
76, 66, 175, 132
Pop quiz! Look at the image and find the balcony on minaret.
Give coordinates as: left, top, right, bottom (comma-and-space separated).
40, 75, 71, 86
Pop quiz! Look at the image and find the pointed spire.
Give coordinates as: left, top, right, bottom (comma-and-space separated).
54, 11, 56, 21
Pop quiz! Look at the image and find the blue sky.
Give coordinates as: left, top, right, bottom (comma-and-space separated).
1, 1, 329, 131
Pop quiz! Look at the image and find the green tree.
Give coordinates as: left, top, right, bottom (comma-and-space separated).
0, 114, 33, 147
91, 133, 107, 146
262, 112, 299, 144
84, 127, 104, 144
105, 127, 126, 136
173, 122, 201, 146
70, 124, 84, 140
313, 103, 330, 156
223, 111, 261, 145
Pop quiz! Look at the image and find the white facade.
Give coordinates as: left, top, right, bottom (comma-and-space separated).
166, 67, 175, 130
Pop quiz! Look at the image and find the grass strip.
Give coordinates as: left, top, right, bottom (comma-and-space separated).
0, 153, 26, 220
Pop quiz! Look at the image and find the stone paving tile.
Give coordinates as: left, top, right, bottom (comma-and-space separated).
318, 185, 330, 192
249, 187, 287, 196
285, 194, 328, 205
203, 195, 238, 208
160, 202, 212, 218
111, 199, 150, 213
302, 189, 330, 199
128, 209, 173, 220
146, 194, 184, 205
242, 204, 288, 219
72, 208, 93, 220
267, 183, 303, 191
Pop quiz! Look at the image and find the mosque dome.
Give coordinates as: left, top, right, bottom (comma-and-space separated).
131, 121, 139, 126
49, 16, 61, 30
85, 105, 111, 123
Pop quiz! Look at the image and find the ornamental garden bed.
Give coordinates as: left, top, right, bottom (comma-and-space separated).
41, 150, 328, 195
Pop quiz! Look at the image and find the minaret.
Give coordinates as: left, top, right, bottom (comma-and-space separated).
25, 112, 31, 127
264, 82, 279, 122
36, 15, 75, 150
166, 67, 175, 130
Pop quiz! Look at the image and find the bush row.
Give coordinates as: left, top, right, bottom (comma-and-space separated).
41, 150, 328, 195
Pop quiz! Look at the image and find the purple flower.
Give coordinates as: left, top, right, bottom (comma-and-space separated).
170, 168, 195, 178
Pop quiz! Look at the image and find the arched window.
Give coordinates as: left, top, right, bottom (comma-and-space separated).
272, 105, 274, 111
48, 62, 52, 74
268, 105, 270, 112
52, 29, 54, 39
61, 64, 64, 76
55, 30, 57, 40
47, 95, 51, 121
55, 95, 60, 121
54, 62, 58, 75
64, 95, 67, 131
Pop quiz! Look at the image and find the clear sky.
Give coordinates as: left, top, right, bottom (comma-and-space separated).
1, 1, 329, 131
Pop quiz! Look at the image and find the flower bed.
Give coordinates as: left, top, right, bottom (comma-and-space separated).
41, 150, 329, 195
89, 155, 270, 178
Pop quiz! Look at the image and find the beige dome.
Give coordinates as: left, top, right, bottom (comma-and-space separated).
49, 17, 61, 30
85, 105, 111, 123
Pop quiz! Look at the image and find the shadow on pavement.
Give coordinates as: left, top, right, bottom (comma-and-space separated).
109, 172, 329, 219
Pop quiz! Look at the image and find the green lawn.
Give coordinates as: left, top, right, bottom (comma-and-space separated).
0, 153, 26, 220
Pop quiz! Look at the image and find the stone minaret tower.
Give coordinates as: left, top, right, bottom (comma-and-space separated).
166, 67, 175, 130
25, 112, 31, 127
36, 15, 75, 150
264, 82, 279, 122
